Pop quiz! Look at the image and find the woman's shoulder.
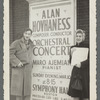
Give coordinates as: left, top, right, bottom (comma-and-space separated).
71, 42, 89, 48
71, 45, 78, 49
80, 42, 89, 48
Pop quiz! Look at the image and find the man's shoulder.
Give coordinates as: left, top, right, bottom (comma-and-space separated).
11, 38, 21, 46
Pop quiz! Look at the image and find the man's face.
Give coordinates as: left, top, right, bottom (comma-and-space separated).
76, 33, 83, 44
23, 31, 32, 41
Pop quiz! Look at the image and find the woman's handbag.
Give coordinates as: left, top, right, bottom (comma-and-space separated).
71, 74, 83, 90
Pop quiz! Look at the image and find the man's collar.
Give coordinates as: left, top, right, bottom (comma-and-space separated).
20, 37, 32, 45
20, 37, 25, 43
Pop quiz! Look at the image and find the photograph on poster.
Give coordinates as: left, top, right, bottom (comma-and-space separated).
4, 0, 96, 100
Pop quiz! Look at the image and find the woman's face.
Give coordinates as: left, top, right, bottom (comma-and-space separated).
76, 33, 83, 44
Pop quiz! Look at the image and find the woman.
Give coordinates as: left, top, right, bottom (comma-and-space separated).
67, 29, 89, 100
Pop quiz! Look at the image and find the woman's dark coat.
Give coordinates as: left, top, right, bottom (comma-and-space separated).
67, 42, 89, 98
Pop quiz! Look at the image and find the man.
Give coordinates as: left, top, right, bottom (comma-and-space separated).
10, 28, 33, 100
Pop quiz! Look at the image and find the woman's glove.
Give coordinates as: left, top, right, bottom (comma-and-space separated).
75, 63, 81, 68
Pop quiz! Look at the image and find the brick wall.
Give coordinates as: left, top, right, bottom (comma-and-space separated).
77, 0, 89, 44
10, 0, 29, 43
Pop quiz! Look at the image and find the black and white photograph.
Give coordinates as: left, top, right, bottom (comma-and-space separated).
4, 0, 96, 100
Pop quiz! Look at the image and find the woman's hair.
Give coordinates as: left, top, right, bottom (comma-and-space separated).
76, 29, 86, 41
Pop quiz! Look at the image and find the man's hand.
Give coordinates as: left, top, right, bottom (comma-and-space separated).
17, 62, 23, 67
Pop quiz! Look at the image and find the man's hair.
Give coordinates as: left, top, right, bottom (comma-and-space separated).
25, 28, 32, 34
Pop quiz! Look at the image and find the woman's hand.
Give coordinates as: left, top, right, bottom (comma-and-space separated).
75, 63, 81, 68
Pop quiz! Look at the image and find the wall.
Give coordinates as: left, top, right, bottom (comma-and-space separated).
77, 0, 89, 44
10, 0, 29, 44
